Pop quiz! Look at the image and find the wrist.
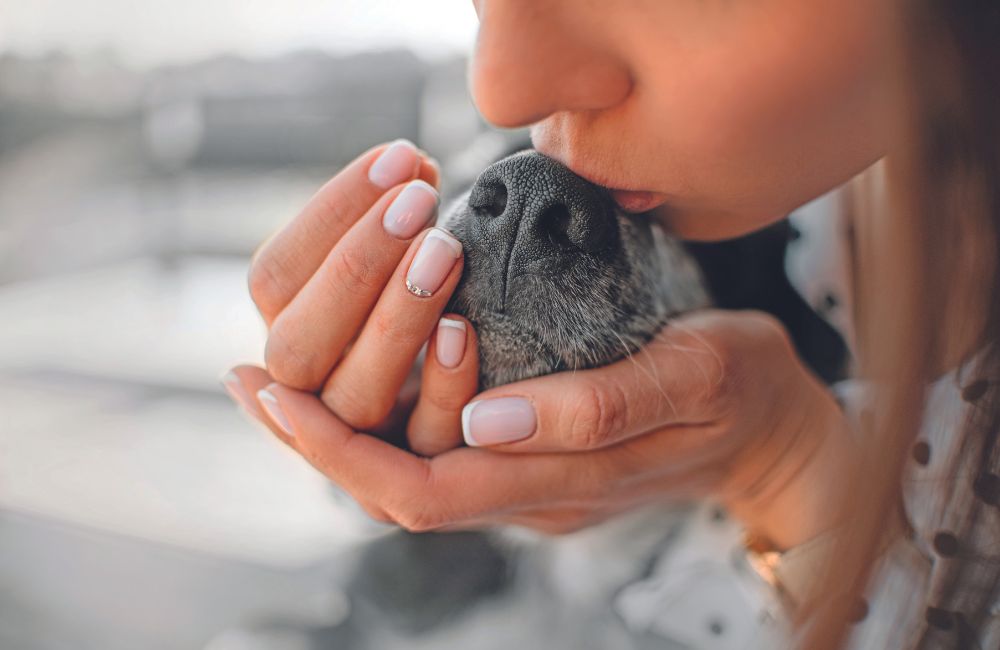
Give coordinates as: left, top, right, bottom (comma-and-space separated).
728, 399, 859, 550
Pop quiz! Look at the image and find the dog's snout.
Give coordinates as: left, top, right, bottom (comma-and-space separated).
467, 151, 617, 256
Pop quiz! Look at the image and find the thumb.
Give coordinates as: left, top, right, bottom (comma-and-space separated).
460, 311, 740, 453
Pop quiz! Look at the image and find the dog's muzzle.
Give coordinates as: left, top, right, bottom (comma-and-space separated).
461, 151, 620, 310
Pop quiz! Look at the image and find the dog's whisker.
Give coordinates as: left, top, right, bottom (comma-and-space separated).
654, 320, 725, 387
646, 331, 716, 386
613, 331, 646, 387
630, 344, 679, 419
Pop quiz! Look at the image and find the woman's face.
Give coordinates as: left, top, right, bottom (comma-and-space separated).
469, 0, 900, 240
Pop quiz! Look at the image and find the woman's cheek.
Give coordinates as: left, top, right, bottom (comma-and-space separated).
649, 5, 890, 220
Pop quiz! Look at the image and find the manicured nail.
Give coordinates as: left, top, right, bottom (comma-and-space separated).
368, 139, 419, 189
462, 397, 536, 446
383, 180, 439, 239
257, 386, 294, 437
221, 371, 254, 412
405, 228, 462, 297
436, 318, 467, 368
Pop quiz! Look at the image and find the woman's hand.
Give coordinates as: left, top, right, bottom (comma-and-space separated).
234, 140, 481, 454
227, 309, 858, 549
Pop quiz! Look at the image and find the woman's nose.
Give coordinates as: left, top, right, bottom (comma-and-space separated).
470, 0, 633, 128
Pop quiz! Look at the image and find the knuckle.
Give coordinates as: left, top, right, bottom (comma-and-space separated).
329, 247, 382, 295
421, 384, 469, 414
247, 256, 288, 317
369, 308, 423, 347
390, 503, 446, 533
323, 383, 388, 431
317, 173, 371, 227
387, 465, 450, 532
395, 512, 433, 533
682, 328, 742, 417
705, 365, 742, 417
264, 330, 321, 390
346, 408, 387, 432
566, 383, 628, 450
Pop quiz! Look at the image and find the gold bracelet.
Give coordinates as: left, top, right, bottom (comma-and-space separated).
743, 529, 841, 610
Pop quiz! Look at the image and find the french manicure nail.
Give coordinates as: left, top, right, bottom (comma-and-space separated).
405, 228, 462, 297
258, 386, 294, 437
221, 371, 254, 412
368, 139, 419, 189
462, 397, 536, 446
436, 318, 467, 368
383, 180, 439, 239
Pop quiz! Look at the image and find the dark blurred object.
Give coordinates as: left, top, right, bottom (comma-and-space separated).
684, 220, 850, 384
147, 50, 426, 168
347, 531, 513, 635
0, 50, 430, 167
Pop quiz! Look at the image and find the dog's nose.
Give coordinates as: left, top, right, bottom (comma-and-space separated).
465, 151, 617, 258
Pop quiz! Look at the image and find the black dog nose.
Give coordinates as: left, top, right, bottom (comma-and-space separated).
466, 151, 617, 258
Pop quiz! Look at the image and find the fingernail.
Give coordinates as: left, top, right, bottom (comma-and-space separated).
383, 180, 439, 239
221, 371, 254, 412
368, 139, 419, 189
462, 397, 536, 446
257, 386, 294, 437
436, 317, 467, 369
405, 228, 462, 298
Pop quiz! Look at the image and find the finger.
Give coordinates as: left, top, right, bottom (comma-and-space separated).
417, 155, 440, 190
406, 315, 480, 456
319, 229, 465, 430
233, 370, 398, 521
265, 183, 442, 390
366, 366, 422, 446
458, 310, 779, 453
248, 140, 439, 325
418, 431, 724, 534
261, 384, 624, 532
222, 364, 298, 449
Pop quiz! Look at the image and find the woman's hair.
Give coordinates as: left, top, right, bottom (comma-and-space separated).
804, 1, 1000, 648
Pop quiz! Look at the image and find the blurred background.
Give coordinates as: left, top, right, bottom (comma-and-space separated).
0, 3, 551, 649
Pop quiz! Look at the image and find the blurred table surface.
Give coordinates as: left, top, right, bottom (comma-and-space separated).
0, 256, 374, 565
0, 257, 374, 648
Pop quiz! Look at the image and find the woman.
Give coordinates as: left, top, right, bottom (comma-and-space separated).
222, 1, 1000, 647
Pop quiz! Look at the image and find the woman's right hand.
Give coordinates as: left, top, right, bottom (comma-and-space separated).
230, 140, 481, 455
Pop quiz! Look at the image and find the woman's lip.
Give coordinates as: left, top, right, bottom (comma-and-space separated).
538, 150, 669, 213
609, 189, 670, 214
